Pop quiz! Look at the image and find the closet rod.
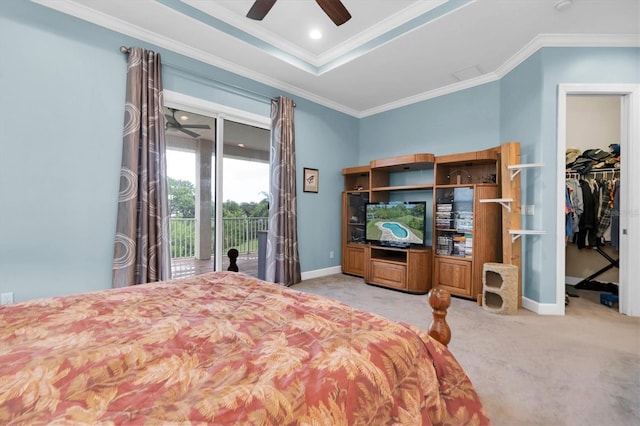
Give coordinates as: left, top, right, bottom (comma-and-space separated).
566, 168, 619, 179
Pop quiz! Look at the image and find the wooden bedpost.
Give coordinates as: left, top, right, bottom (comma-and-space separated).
427, 287, 451, 346
227, 249, 239, 272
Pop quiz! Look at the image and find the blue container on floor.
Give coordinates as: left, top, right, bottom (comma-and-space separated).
600, 293, 619, 308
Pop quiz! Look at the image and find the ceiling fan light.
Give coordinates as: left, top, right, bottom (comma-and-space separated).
309, 29, 322, 40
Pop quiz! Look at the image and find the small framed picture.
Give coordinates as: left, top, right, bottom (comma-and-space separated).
303, 168, 319, 193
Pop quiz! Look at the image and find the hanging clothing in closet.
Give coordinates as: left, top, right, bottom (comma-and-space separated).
577, 179, 598, 248
611, 180, 620, 250
565, 177, 582, 241
565, 186, 573, 245
565, 173, 619, 250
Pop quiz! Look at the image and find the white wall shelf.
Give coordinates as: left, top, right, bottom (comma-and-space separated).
508, 229, 546, 242
479, 198, 514, 212
507, 163, 544, 180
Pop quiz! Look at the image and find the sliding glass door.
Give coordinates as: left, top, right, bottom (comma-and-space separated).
220, 121, 270, 275
164, 102, 270, 278
165, 107, 216, 279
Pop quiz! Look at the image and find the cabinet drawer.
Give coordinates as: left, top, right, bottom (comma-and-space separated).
370, 260, 407, 290
433, 257, 472, 297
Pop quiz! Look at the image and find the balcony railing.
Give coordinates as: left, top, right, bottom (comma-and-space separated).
170, 217, 268, 259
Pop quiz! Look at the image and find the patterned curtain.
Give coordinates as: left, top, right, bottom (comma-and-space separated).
266, 96, 301, 286
112, 47, 171, 287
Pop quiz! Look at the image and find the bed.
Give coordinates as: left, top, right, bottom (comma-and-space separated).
0, 271, 490, 425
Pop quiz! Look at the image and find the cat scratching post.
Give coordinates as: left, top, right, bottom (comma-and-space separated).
482, 263, 518, 314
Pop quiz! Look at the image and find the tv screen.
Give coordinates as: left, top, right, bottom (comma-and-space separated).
365, 201, 426, 248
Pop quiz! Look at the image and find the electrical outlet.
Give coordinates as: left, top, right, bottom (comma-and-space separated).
1, 292, 14, 305
524, 205, 535, 216
329, 251, 334, 259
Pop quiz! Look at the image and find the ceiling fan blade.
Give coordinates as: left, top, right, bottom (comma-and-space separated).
179, 127, 200, 138
181, 124, 211, 129
316, 0, 351, 26
247, 0, 277, 20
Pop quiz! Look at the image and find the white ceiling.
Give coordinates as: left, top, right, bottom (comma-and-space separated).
33, 0, 640, 117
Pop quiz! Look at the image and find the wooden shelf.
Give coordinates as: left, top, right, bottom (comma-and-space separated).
433, 156, 501, 300
370, 153, 435, 171
342, 153, 435, 278
342, 165, 370, 175
371, 184, 433, 192
434, 147, 499, 165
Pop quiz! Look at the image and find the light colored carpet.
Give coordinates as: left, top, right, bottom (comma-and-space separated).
292, 274, 640, 426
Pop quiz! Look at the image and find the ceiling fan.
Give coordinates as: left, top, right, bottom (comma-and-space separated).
246, 0, 351, 26
164, 108, 211, 138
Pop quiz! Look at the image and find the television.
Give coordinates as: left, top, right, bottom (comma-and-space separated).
365, 201, 427, 248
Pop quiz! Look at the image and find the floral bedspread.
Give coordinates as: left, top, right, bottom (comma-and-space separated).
0, 271, 490, 425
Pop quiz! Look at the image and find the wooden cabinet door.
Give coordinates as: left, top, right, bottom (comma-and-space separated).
343, 245, 365, 277
406, 249, 431, 293
433, 257, 472, 297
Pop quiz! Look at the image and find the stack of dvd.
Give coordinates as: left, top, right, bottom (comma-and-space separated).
454, 211, 473, 231
464, 233, 473, 258
436, 235, 453, 255
436, 203, 452, 229
452, 235, 466, 257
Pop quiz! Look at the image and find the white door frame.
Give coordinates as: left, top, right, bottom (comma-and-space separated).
556, 84, 640, 316
164, 91, 270, 271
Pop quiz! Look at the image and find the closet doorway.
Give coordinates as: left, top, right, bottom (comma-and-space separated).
556, 84, 640, 317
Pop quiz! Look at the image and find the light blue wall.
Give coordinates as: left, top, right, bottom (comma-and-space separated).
0, 0, 358, 301
535, 47, 639, 303
1, 0, 637, 305
358, 82, 501, 248
361, 47, 639, 306
359, 82, 501, 161
500, 47, 639, 304
499, 51, 545, 302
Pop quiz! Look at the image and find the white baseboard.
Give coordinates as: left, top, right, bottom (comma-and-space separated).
301, 266, 342, 281
522, 296, 564, 315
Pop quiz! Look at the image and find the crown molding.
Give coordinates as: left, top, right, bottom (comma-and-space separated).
494, 33, 640, 78
358, 72, 500, 118
30, 0, 360, 116
359, 33, 640, 118
26, 1, 640, 118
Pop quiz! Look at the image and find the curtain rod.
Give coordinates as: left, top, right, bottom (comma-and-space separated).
272, 97, 296, 107
120, 46, 295, 107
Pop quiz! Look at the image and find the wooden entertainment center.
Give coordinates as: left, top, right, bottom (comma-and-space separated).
342, 154, 435, 294
342, 146, 512, 299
